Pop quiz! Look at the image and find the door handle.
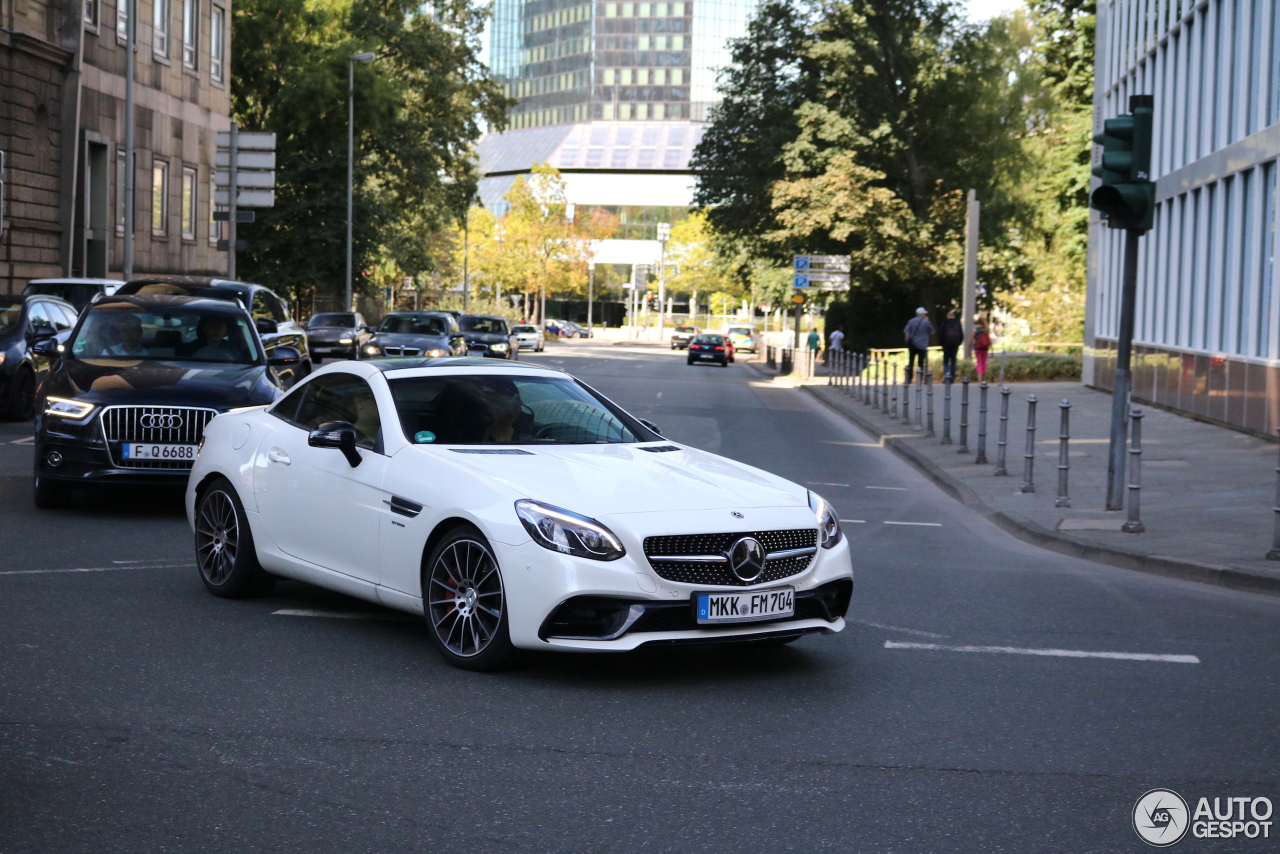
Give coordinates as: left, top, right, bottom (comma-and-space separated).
267, 447, 290, 465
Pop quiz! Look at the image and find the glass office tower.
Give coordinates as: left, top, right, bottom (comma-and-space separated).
478, 0, 757, 236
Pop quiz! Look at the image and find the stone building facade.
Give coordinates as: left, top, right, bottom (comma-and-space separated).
1, 0, 231, 294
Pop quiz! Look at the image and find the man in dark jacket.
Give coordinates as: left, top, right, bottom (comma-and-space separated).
939, 310, 964, 381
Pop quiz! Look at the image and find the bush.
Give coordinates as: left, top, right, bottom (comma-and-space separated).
867, 351, 1081, 383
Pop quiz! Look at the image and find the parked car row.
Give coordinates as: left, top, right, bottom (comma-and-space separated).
672, 324, 759, 354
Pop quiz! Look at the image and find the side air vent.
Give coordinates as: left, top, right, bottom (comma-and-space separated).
639, 445, 682, 453
386, 496, 423, 518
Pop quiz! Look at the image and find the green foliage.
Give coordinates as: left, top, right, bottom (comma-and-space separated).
229, 0, 511, 309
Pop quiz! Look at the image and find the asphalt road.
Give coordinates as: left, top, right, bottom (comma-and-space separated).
1, 342, 1277, 853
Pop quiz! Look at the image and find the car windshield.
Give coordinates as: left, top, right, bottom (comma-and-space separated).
379, 314, 449, 335
512, 325, 537, 334
728, 327, 754, 336
70, 305, 261, 364
0, 300, 21, 331
389, 374, 648, 445
24, 283, 103, 310
459, 316, 507, 334
308, 313, 356, 328
675, 326, 697, 333
691, 334, 723, 344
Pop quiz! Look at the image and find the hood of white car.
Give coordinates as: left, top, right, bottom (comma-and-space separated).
420, 443, 806, 516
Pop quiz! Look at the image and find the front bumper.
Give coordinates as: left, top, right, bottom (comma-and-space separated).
492, 517, 853, 651
467, 344, 513, 359
35, 430, 192, 486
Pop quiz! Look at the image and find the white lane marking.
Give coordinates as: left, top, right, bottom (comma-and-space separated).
111, 559, 179, 564
883, 521, 942, 527
272, 609, 415, 622
885, 641, 1199, 664
858, 621, 947, 639
839, 519, 866, 524
823, 441, 883, 448
0, 562, 194, 576
865, 486, 908, 491
806, 482, 849, 487
9, 436, 34, 444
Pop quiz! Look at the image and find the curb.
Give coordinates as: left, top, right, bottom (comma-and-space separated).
778, 371, 1280, 598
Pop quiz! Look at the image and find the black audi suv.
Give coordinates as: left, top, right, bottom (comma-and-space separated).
32, 294, 300, 507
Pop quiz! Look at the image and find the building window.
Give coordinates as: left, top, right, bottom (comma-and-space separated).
209, 180, 222, 245
116, 0, 128, 40
116, 150, 127, 232
85, 0, 98, 25
210, 5, 225, 82
182, 0, 198, 68
181, 167, 197, 239
152, 159, 169, 235
153, 0, 170, 57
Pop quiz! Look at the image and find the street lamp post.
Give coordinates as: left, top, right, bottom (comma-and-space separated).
122, 0, 137, 280
656, 222, 670, 342
587, 261, 595, 334
346, 51, 376, 313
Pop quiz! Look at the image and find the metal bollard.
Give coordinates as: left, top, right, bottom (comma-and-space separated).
889, 365, 899, 419
975, 381, 989, 464
941, 376, 953, 444
994, 385, 1010, 476
882, 360, 890, 414
1123, 408, 1146, 533
828, 350, 835, 386
925, 370, 935, 435
873, 360, 880, 410
957, 376, 970, 453
1267, 428, 1280, 559
914, 367, 924, 429
1020, 394, 1038, 493
864, 356, 873, 405
1055, 399, 1071, 508
902, 371, 910, 421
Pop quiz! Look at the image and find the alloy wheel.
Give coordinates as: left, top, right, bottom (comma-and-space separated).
196, 489, 239, 586
427, 538, 505, 658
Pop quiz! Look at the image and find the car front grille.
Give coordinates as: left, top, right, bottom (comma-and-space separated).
99, 405, 218, 469
643, 529, 817, 586
382, 346, 421, 356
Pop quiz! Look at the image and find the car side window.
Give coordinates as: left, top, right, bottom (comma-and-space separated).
26, 302, 51, 332
251, 291, 272, 322
266, 291, 288, 323
50, 304, 77, 331
287, 373, 382, 450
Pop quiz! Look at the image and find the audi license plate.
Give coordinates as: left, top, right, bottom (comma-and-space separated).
696, 587, 795, 624
122, 443, 197, 461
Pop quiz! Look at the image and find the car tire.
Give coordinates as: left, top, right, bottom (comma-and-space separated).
33, 474, 70, 509
5, 367, 36, 422
423, 525, 521, 672
687, 357, 695, 365
194, 477, 270, 598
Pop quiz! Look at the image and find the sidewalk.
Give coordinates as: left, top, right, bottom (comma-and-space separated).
747, 359, 1280, 597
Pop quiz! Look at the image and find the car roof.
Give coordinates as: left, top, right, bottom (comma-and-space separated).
89, 294, 251, 313
460, 314, 505, 321
0, 293, 74, 307
367, 356, 565, 375
28, 277, 121, 286
384, 310, 451, 316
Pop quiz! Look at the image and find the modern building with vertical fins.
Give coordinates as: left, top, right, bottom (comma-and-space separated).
1086, 0, 1279, 436
478, 0, 756, 249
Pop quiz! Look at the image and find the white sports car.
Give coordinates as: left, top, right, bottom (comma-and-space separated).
186, 358, 853, 670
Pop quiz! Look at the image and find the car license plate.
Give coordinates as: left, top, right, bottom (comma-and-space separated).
699, 353, 715, 359
696, 587, 795, 624
122, 443, 197, 461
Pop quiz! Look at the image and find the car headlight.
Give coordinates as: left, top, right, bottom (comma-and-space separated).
363, 344, 381, 356
515, 499, 625, 561
339, 338, 353, 345
426, 348, 447, 358
45, 396, 96, 420
491, 342, 509, 351
808, 490, 843, 549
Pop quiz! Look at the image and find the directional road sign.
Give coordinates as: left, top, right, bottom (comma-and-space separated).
216, 131, 276, 150
794, 254, 850, 272
804, 270, 851, 284
214, 170, 276, 189
215, 151, 275, 170
213, 210, 256, 223
215, 189, 276, 208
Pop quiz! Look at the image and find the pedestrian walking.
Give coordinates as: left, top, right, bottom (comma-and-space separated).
939, 310, 964, 382
903, 307, 932, 383
972, 317, 992, 380
827, 327, 845, 363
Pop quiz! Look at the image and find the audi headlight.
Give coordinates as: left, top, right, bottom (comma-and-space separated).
339, 337, 353, 345
363, 344, 381, 356
45, 396, 96, 420
515, 499, 625, 561
808, 490, 843, 549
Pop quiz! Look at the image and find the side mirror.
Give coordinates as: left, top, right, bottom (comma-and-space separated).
29, 323, 57, 341
308, 420, 362, 467
256, 317, 279, 335
32, 337, 61, 357
639, 419, 662, 435
268, 345, 301, 366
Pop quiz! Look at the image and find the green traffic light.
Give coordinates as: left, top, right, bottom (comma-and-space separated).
1090, 96, 1155, 231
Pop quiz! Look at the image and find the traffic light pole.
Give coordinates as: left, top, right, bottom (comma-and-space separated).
1105, 228, 1141, 510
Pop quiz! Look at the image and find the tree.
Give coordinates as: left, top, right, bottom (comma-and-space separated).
230, 0, 511, 310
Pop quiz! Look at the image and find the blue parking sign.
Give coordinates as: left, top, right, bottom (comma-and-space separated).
794, 273, 809, 288
794, 255, 810, 270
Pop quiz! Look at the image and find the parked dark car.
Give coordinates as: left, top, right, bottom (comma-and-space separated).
0, 295, 79, 420
114, 277, 311, 386
306, 312, 372, 362
670, 325, 700, 350
23, 277, 122, 311
32, 294, 301, 506
360, 312, 467, 359
458, 314, 519, 359
686, 333, 733, 367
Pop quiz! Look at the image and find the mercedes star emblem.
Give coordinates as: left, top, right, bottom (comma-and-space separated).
727, 537, 765, 582
731, 511, 744, 518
